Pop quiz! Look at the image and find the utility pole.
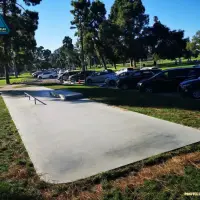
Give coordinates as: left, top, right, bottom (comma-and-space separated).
2, 0, 10, 84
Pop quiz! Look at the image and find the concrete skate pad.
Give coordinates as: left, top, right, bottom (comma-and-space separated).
2, 86, 200, 183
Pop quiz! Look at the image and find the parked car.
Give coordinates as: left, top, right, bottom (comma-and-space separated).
58, 71, 80, 81
69, 71, 95, 82
105, 71, 135, 86
58, 69, 65, 76
38, 71, 57, 79
86, 71, 115, 84
193, 65, 200, 68
179, 77, 200, 99
141, 66, 159, 70
117, 70, 160, 90
115, 68, 135, 75
32, 71, 43, 78
104, 69, 115, 74
137, 68, 200, 93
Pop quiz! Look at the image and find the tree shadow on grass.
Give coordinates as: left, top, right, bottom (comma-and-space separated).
50, 86, 200, 112
0, 85, 200, 111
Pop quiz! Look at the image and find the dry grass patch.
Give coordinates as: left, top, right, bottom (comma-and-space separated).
114, 152, 200, 190
74, 152, 200, 199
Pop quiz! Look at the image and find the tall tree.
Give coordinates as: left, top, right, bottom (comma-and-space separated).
51, 36, 81, 70
11, 10, 39, 76
186, 31, 200, 58
87, 0, 107, 69
98, 20, 122, 69
147, 16, 187, 64
43, 49, 51, 62
110, 0, 149, 67
33, 46, 44, 69
71, 0, 90, 74
1, 0, 42, 84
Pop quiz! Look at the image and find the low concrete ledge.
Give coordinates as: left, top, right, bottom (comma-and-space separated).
59, 93, 83, 101
49, 91, 83, 101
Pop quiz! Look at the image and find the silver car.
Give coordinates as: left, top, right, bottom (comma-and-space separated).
86, 71, 115, 84
105, 71, 135, 86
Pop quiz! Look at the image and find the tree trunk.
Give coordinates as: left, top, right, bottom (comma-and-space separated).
89, 57, 92, 69
123, 61, 125, 67
130, 59, 133, 67
114, 62, 117, 69
154, 60, 157, 66
100, 54, 107, 69
133, 60, 137, 68
13, 60, 18, 78
80, 25, 86, 82
3, 0, 10, 84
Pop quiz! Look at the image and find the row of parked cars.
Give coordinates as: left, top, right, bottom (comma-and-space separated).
58, 66, 200, 99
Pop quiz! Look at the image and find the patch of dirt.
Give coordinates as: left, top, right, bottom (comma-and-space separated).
1, 164, 29, 180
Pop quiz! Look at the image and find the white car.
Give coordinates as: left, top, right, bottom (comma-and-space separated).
105, 71, 135, 86
141, 67, 159, 70
115, 68, 135, 75
86, 71, 115, 84
38, 71, 57, 79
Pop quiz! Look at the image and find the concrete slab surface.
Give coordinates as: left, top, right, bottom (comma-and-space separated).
2, 86, 200, 183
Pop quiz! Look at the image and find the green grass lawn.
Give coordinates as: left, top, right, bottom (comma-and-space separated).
1, 89, 200, 199
88, 63, 195, 72
0, 73, 33, 86
89, 57, 199, 71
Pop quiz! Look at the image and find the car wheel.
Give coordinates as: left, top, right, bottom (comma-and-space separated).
50, 75, 53, 79
38, 76, 42, 79
145, 87, 153, 93
192, 90, 200, 99
121, 84, 128, 90
87, 79, 92, 84
109, 80, 116, 86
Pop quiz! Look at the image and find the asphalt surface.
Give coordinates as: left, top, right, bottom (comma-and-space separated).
2, 86, 200, 183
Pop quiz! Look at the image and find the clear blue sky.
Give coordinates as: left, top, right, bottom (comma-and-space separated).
20, 0, 200, 52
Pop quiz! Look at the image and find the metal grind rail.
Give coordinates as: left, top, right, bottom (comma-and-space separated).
24, 92, 46, 105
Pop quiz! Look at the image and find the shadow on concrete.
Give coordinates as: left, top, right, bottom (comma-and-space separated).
0, 90, 53, 98
0, 89, 92, 104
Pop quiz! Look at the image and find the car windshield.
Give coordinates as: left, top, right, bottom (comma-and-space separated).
132, 71, 141, 77
148, 71, 164, 79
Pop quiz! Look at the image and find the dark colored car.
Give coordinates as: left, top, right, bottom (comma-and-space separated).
117, 70, 159, 89
69, 71, 95, 82
104, 69, 114, 74
137, 68, 200, 93
179, 78, 200, 99
58, 71, 80, 81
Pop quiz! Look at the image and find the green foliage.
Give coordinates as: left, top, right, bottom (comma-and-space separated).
68, 0, 191, 70
71, 0, 91, 71
186, 30, 200, 58
147, 17, 187, 61
51, 35, 81, 69
1, 0, 42, 83
110, 0, 149, 66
